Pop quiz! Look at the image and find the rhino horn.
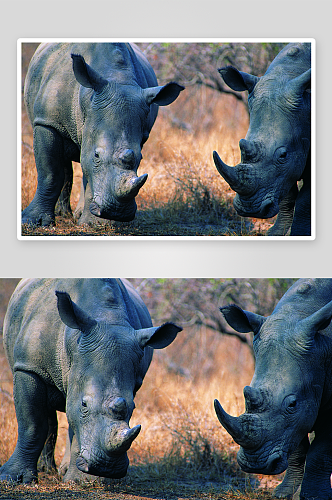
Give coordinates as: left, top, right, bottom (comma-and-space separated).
214, 399, 259, 449
106, 422, 141, 454
119, 149, 137, 169
213, 151, 257, 195
239, 139, 262, 163
115, 173, 148, 201
243, 386, 264, 411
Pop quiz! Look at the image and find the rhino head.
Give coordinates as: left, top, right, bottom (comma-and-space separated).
213, 44, 311, 219
56, 291, 181, 478
214, 299, 332, 475
72, 53, 184, 222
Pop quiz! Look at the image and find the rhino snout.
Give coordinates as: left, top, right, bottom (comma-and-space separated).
238, 448, 286, 475
233, 194, 278, 219
90, 198, 102, 217
76, 451, 130, 479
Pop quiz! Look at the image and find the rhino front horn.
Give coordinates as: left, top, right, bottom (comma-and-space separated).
213, 151, 257, 195
106, 423, 141, 453
115, 173, 148, 201
214, 399, 260, 450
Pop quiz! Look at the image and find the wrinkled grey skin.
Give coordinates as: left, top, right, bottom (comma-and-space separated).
214, 279, 332, 499
213, 43, 311, 236
22, 43, 184, 226
0, 278, 181, 483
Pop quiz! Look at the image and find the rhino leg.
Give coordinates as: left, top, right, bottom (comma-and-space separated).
75, 180, 109, 226
273, 435, 310, 499
267, 184, 298, 236
62, 429, 97, 483
0, 371, 49, 483
55, 159, 73, 217
73, 178, 85, 221
58, 425, 73, 477
300, 427, 332, 499
37, 410, 58, 472
22, 125, 66, 226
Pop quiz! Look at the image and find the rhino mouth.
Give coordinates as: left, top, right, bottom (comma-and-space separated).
233, 194, 279, 219
76, 452, 129, 479
237, 448, 286, 475
89, 199, 137, 222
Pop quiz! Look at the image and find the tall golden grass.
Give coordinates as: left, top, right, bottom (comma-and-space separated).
20, 44, 276, 236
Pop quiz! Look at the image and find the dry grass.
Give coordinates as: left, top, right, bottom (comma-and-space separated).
20, 44, 276, 237
0, 317, 283, 499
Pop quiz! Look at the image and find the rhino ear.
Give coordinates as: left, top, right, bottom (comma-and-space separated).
55, 291, 97, 333
218, 66, 259, 93
71, 54, 109, 93
296, 299, 332, 346
136, 322, 182, 349
143, 82, 184, 106
220, 304, 265, 334
286, 68, 311, 98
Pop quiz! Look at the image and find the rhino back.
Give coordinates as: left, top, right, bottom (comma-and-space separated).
3, 278, 153, 392
272, 278, 332, 333
3, 278, 65, 386
24, 43, 158, 144
265, 42, 311, 79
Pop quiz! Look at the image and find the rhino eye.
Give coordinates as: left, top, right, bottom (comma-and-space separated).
94, 148, 103, 164
81, 396, 92, 413
283, 395, 297, 413
274, 147, 288, 165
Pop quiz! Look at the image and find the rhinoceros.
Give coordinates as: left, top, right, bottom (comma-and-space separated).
0, 278, 181, 483
214, 278, 332, 499
213, 43, 311, 236
22, 43, 184, 226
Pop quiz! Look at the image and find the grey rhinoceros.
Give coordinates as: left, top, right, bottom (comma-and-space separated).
0, 278, 181, 483
22, 43, 184, 226
213, 43, 311, 236
214, 278, 332, 499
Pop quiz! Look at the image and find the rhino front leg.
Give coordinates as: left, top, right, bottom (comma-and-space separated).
0, 371, 49, 483
55, 159, 73, 217
62, 428, 96, 482
37, 410, 58, 472
22, 125, 66, 226
300, 426, 332, 500
75, 179, 109, 226
267, 184, 298, 236
273, 435, 310, 499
